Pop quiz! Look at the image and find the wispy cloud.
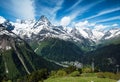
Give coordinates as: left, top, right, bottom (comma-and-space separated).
51, 0, 64, 20
66, 0, 83, 12
37, 0, 64, 22
95, 16, 120, 23
11, 0, 35, 19
0, 0, 36, 20
86, 7, 120, 20
69, 0, 104, 21
112, 23, 118, 27
74, 20, 108, 31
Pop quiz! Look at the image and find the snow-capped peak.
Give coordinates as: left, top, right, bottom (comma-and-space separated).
0, 16, 6, 24
103, 28, 120, 40
40, 15, 50, 23
1, 15, 120, 44
33, 15, 52, 28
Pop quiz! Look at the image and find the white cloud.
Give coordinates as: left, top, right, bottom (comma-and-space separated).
37, 0, 64, 22
51, 0, 64, 20
112, 23, 118, 27
75, 21, 95, 28
75, 21, 89, 27
69, 0, 104, 20
60, 16, 71, 26
74, 20, 108, 31
95, 16, 120, 23
0, 16, 6, 23
11, 0, 35, 19
86, 7, 120, 20
66, 0, 83, 12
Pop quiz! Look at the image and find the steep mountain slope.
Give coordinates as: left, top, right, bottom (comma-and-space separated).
0, 26, 60, 79
30, 38, 83, 62
84, 44, 120, 72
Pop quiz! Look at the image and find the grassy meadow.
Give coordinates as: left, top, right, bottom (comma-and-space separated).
44, 77, 116, 82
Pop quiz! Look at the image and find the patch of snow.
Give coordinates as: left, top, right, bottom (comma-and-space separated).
92, 30, 104, 41
0, 16, 6, 23
6, 46, 11, 50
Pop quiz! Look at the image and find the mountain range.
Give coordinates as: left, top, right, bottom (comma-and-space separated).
0, 15, 120, 79
14, 16, 120, 43
1, 16, 120, 44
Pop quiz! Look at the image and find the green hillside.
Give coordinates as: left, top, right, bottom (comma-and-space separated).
98, 36, 120, 48
44, 76, 116, 82
84, 44, 120, 72
30, 38, 83, 62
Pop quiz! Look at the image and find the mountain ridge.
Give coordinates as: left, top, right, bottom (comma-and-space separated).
1, 15, 120, 45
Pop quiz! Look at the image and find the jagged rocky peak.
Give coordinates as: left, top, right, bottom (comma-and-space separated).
0, 20, 14, 32
39, 15, 52, 26
40, 15, 49, 22
33, 15, 52, 28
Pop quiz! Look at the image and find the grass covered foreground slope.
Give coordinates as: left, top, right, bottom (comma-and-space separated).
44, 77, 116, 82
44, 66, 119, 82
30, 38, 84, 62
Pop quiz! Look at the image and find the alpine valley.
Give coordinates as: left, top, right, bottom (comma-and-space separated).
0, 15, 120, 79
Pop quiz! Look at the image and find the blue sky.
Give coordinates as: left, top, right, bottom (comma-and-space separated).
0, 0, 120, 28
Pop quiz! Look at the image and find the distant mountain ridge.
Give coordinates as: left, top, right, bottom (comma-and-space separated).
0, 15, 120, 45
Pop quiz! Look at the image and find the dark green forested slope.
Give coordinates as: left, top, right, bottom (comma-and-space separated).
30, 38, 84, 62
84, 44, 120, 72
